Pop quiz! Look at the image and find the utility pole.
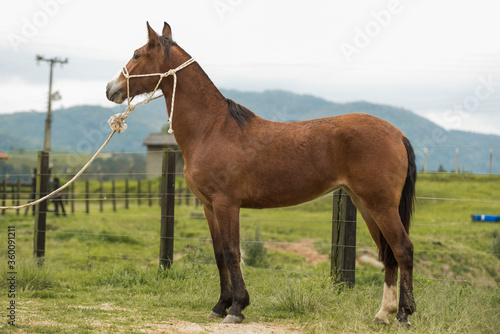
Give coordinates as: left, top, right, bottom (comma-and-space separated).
36, 55, 68, 152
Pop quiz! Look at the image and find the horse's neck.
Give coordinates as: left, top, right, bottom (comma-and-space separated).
161, 49, 228, 156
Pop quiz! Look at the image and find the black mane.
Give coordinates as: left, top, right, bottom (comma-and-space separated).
226, 99, 256, 127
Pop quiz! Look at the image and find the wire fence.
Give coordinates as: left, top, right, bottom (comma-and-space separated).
1, 144, 499, 181
7, 226, 500, 287
1, 152, 500, 287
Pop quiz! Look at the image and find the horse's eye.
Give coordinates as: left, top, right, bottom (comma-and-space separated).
133, 53, 140, 60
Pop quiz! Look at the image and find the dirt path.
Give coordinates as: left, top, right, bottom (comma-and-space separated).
143, 320, 302, 333
265, 238, 329, 264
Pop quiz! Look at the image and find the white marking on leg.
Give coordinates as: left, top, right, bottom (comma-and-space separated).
374, 283, 398, 324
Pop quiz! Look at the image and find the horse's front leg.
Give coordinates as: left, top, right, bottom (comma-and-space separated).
212, 200, 250, 323
204, 205, 233, 319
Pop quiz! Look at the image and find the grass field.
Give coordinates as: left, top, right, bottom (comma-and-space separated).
0, 173, 499, 333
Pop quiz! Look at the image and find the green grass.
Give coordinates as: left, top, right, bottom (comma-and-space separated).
0, 174, 499, 333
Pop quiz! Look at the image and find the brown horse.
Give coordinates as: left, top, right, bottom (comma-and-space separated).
106, 22, 417, 326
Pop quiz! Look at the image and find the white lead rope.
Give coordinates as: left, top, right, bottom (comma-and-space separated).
0, 133, 115, 210
0, 58, 196, 211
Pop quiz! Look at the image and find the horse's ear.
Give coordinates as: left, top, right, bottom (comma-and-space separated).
162, 22, 172, 39
146, 22, 159, 47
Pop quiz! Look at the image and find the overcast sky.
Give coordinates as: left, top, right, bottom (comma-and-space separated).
1, 0, 499, 135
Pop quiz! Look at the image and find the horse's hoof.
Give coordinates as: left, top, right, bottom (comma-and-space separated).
208, 311, 225, 319
222, 314, 244, 324
373, 317, 390, 325
396, 318, 412, 327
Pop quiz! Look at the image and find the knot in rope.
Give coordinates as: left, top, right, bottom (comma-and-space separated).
0, 58, 195, 212
108, 112, 130, 133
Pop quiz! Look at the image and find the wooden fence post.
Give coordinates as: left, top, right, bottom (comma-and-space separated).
1, 179, 6, 215
34, 151, 50, 265
159, 149, 176, 269
148, 181, 152, 207
331, 188, 357, 287
10, 183, 15, 211
16, 180, 21, 216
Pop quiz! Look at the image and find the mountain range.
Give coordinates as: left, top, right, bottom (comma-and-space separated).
1, 89, 498, 174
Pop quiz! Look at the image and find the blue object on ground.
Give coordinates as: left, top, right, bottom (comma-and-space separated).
471, 214, 500, 222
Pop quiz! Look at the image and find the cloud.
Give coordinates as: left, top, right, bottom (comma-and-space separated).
0, 77, 111, 114
0, 77, 47, 113
418, 109, 500, 136
1, 0, 500, 138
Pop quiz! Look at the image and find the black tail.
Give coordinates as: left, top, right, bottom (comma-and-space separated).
399, 136, 417, 234
380, 136, 417, 266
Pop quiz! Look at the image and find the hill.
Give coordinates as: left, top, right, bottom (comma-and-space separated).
1, 89, 499, 173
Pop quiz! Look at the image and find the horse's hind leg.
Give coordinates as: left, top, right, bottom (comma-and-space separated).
374, 266, 398, 324
346, 192, 399, 324
204, 205, 233, 319
370, 208, 415, 326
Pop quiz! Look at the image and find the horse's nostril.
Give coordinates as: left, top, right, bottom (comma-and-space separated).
106, 80, 125, 103
106, 88, 115, 102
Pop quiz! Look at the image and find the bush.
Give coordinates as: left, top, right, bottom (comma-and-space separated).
0, 258, 57, 291
271, 276, 329, 315
244, 224, 268, 268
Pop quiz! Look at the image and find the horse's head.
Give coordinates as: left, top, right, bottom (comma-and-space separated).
106, 22, 175, 104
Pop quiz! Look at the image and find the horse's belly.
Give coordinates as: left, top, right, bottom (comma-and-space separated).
240, 175, 343, 209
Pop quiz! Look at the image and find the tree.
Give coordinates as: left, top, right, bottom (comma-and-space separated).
161, 123, 170, 134
438, 165, 447, 173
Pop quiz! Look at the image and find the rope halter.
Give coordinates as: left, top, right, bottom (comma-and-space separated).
0, 59, 196, 212
108, 58, 196, 134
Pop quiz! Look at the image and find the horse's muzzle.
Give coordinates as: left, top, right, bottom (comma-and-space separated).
106, 80, 126, 104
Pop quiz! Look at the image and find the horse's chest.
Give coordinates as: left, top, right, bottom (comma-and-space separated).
184, 170, 208, 204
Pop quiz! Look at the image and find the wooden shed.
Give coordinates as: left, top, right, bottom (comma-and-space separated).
142, 133, 184, 179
